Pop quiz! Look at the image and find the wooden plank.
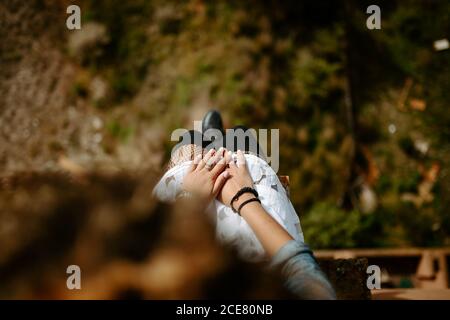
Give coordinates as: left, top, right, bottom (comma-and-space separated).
314, 248, 450, 259
372, 289, 450, 300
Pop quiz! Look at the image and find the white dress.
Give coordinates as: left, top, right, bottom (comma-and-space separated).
153, 153, 304, 262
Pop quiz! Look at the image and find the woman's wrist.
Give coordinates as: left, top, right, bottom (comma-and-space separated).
234, 192, 261, 215
230, 187, 258, 211
233, 192, 254, 207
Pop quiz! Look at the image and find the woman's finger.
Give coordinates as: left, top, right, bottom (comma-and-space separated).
204, 147, 224, 171
197, 148, 215, 171
212, 170, 230, 195
224, 150, 232, 165
189, 154, 202, 172
209, 147, 225, 165
210, 153, 228, 178
228, 153, 237, 171
236, 150, 247, 171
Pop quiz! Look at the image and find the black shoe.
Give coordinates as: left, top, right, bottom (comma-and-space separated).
202, 110, 224, 135
202, 110, 225, 149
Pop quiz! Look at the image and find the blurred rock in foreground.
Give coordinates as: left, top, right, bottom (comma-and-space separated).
319, 258, 371, 300
0, 172, 291, 299
0, 172, 370, 299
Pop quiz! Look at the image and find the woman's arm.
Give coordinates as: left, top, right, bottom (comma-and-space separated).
217, 150, 293, 257
218, 151, 336, 299
234, 192, 293, 257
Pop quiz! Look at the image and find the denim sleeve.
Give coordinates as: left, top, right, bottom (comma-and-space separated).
270, 240, 337, 300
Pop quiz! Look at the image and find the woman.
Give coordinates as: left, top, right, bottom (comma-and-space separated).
153, 111, 336, 299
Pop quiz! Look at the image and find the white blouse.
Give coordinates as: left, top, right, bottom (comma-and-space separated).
153, 153, 304, 262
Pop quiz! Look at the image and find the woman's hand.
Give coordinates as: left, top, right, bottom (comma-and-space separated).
182, 148, 230, 201
217, 150, 254, 208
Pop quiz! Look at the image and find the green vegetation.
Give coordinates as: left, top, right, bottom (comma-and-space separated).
77, 0, 449, 248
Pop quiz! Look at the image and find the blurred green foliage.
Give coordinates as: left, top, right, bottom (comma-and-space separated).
106, 120, 134, 143
302, 203, 368, 248
78, 0, 449, 248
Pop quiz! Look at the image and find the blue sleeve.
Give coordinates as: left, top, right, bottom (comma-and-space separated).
270, 240, 337, 300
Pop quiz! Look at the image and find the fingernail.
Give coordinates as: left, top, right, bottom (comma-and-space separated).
223, 171, 229, 178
